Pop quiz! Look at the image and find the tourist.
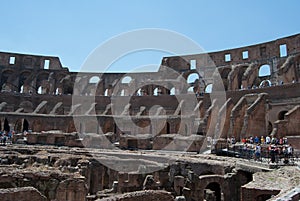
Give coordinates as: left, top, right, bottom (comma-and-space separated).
260, 136, 265, 144
270, 145, 276, 163
249, 136, 254, 144
254, 144, 261, 160
266, 135, 271, 144
254, 136, 260, 144
241, 138, 246, 144
231, 136, 236, 144
287, 144, 293, 157
271, 136, 276, 144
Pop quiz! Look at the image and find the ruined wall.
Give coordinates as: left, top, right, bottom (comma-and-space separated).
0, 187, 47, 201
97, 190, 174, 201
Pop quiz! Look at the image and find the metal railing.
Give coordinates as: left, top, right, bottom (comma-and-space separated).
215, 143, 300, 166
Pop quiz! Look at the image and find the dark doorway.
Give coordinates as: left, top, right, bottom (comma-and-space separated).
128, 139, 138, 150
278, 110, 288, 120
166, 122, 171, 134
23, 119, 29, 132
205, 182, 222, 201
4, 118, 9, 132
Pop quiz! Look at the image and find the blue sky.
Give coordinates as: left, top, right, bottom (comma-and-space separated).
1, 0, 300, 72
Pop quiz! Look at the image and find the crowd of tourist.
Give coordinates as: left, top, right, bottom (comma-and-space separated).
227, 135, 294, 164
0, 130, 13, 145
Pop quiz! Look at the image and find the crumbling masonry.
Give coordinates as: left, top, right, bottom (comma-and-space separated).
0, 34, 300, 200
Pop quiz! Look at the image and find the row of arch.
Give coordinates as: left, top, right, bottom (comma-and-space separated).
0, 69, 74, 95
0, 118, 29, 133
0, 60, 292, 96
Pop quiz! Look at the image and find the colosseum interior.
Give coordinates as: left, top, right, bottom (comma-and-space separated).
0, 34, 300, 201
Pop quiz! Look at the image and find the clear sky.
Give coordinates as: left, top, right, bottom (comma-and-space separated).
1, 0, 300, 72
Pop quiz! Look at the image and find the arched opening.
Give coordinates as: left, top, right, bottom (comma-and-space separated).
104, 89, 109, 96
120, 89, 125, 96
205, 84, 213, 93
205, 182, 222, 201
121, 76, 132, 84
170, 87, 175, 95
37, 86, 43, 94
23, 119, 29, 132
187, 87, 194, 94
4, 118, 10, 132
153, 87, 160, 96
259, 80, 271, 88
20, 85, 24, 93
136, 89, 142, 96
55, 88, 62, 95
89, 76, 100, 84
259, 64, 271, 77
166, 122, 171, 134
278, 110, 288, 120
187, 73, 199, 84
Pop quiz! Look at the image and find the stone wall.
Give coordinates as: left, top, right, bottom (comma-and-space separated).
0, 187, 47, 201
97, 190, 174, 201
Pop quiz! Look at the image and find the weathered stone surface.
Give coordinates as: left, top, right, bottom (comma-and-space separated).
97, 190, 174, 201
0, 34, 300, 201
0, 187, 47, 201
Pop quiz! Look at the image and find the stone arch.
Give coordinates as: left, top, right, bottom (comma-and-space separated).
89, 76, 100, 84
14, 119, 29, 133
121, 76, 132, 84
259, 79, 271, 88
1, 69, 16, 92
19, 70, 32, 93
278, 110, 288, 120
238, 65, 249, 89
228, 65, 248, 90
36, 71, 50, 94
220, 67, 232, 79
19, 101, 33, 113
258, 64, 271, 77
220, 67, 232, 90
95, 79, 105, 96
60, 75, 74, 95
187, 72, 200, 84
